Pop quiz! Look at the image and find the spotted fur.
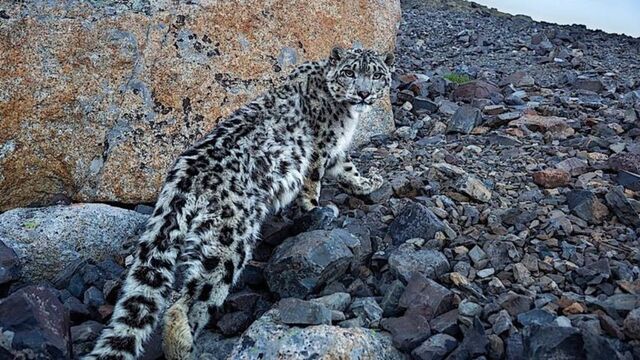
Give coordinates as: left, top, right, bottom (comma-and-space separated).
85, 47, 394, 360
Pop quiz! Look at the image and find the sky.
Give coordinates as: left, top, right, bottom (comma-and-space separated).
472, 0, 640, 38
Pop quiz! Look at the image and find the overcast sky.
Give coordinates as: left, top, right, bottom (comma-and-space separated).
472, 0, 640, 37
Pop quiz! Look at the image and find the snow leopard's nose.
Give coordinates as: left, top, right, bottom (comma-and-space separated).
357, 91, 370, 100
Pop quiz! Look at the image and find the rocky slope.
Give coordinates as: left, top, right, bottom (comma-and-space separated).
1, 0, 640, 359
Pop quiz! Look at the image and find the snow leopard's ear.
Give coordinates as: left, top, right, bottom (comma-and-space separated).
330, 46, 345, 65
383, 52, 395, 68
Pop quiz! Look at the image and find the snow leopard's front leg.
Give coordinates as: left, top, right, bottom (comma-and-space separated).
326, 152, 383, 195
299, 157, 326, 212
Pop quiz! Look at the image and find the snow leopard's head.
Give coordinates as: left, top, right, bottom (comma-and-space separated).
326, 47, 395, 108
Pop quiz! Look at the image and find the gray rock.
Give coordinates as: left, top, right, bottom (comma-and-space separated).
522, 324, 622, 359
0, 204, 147, 281
0, 285, 70, 359
381, 310, 432, 351
448, 105, 482, 134
217, 311, 254, 337
454, 175, 492, 202
573, 77, 604, 92
517, 309, 556, 327
498, 292, 533, 317
430, 309, 460, 336
399, 273, 454, 316
411, 333, 458, 360
492, 310, 513, 335
71, 320, 104, 357
83, 286, 105, 309
387, 202, 447, 245
349, 297, 383, 326
228, 309, 407, 359
278, 298, 332, 326
605, 186, 640, 227
265, 229, 357, 298
310, 292, 352, 312
64, 296, 90, 323
458, 299, 482, 318
193, 331, 239, 360
381, 280, 406, 317
388, 243, 450, 282
623, 308, 640, 340
567, 190, 609, 224
483, 240, 521, 271
0, 240, 20, 287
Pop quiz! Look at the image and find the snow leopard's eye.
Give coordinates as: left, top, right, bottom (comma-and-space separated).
372, 72, 385, 80
341, 69, 355, 78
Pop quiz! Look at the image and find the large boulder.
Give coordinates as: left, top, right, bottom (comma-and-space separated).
228, 309, 407, 359
0, 204, 147, 281
0, 286, 71, 359
0, 1, 401, 211
265, 229, 359, 298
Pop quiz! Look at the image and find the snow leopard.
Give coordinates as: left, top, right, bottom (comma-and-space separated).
85, 46, 395, 360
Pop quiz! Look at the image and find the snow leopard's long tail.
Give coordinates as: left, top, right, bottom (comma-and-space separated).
84, 190, 187, 360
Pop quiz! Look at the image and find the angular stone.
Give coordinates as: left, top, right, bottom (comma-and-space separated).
0, 286, 70, 359
500, 71, 535, 87
492, 309, 513, 335
567, 190, 609, 224
411, 333, 458, 360
193, 331, 239, 360
624, 308, 640, 340
483, 240, 521, 271
381, 280, 406, 317
310, 292, 352, 312
555, 157, 589, 176
430, 309, 460, 336
0, 0, 401, 211
522, 324, 621, 359
573, 77, 604, 92
381, 310, 432, 351
399, 273, 454, 316
447, 105, 482, 134
0, 204, 147, 281
229, 309, 406, 359
265, 229, 357, 298
604, 186, 640, 227
413, 96, 439, 113
498, 292, 533, 317
217, 311, 254, 336
454, 175, 492, 202
387, 202, 447, 245
509, 114, 575, 139
388, 243, 450, 282
532, 169, 571, 188
278, 298, 332, 326
517, 309, 556, 327
64, 296, 90, 323
71, 320, 104, 357
573, 258, 611, 286
453, 80, 501, 102
608, 153, 640, 174
349, 297, 383, 327
0, 240, 20, 288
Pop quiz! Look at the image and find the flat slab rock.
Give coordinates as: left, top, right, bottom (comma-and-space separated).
229, 309, 407, 359
0, 204, 147, 281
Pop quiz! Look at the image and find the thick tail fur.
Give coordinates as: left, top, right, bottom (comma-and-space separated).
84, 193, 186, 360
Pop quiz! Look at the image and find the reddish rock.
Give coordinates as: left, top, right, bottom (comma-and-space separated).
532, 169, 571, 188
453, 80, 501, 102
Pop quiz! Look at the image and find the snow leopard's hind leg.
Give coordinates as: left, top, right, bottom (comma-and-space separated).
162, 214, 259, 360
